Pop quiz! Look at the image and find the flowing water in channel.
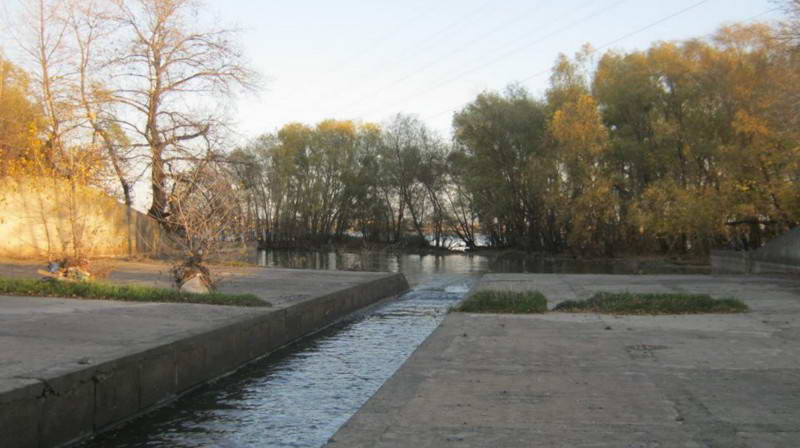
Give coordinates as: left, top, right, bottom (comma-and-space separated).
85, 257, 482, 448
85, 250, 706, 447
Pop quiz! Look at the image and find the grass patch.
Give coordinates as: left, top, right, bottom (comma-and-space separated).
0, 277, 269, 307
455, 290, 547, 314
553, 292, 747, 315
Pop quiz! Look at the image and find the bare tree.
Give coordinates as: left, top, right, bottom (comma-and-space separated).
165, 155, 244, 289
12, 0, 97, 261
107, 0, 258, 222
67, 0, 136, 207
776, 0, 800, 44
14, 0, 76, 164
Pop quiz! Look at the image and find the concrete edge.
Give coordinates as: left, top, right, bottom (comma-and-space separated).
326, 301, 464, 447
325, 277, 482, 446
1, 272, 410, 448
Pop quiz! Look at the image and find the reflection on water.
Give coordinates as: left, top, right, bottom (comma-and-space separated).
256, 249, 709, 285
256, 249, 490, 285
84, 275, 477, 448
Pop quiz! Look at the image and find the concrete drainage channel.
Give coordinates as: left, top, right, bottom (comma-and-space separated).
81, 274, 476, 448
0, 272, 409, 448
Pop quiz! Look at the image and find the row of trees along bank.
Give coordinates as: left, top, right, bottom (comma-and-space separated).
231, 21, 799, 256
2, 1, 799, 260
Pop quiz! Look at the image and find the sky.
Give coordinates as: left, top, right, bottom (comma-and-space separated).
214, 0, 783, 141
0, 0, 785, 211
0, 0, 784, 141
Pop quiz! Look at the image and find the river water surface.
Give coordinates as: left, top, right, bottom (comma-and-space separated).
84, 250, 705, 447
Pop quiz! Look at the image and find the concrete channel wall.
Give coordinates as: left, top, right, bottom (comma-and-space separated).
711, 228, 800, 274
0, 273, 409, 448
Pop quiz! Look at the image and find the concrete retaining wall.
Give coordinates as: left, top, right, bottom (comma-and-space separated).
751, 228, 800, 274
0, 273, 409, 448
0, 176, 163, 258
710, 250, 750, 274
711, 229, 800, 275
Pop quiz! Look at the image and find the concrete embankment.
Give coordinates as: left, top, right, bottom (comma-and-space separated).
0, 267, 408, 448
712, 228, 800, 274
328, 273, 800, 447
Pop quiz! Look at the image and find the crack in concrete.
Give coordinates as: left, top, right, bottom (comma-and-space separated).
13, 376, 60, 399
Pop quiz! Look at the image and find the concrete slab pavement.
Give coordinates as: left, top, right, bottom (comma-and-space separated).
0, 266, 408, 448
0, 259, 395, 306
328, 274, 800, 448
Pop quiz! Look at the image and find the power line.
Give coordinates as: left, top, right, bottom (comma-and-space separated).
577, 0, 712, 57
330, 0, 557, 114
318, 0, 497, 116
358, 0, 630, 119
423, 0, 723, 123
519, 0, 774, 85
741, 6, 782, 22
319, 1, 457, 83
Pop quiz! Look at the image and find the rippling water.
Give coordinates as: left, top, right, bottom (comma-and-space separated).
84, 248, 706, 447
85, 275, 477, 448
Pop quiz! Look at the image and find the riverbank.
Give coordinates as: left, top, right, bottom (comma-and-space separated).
0, 264, 408, 448
328, 273, 800, 447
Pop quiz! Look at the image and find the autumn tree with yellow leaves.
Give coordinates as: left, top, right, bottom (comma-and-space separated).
452, 18, 799, 256
3, 2, 799, 259
0, 56, 43, 171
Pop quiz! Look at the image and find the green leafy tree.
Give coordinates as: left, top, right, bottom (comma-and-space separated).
452, 85, 549, 249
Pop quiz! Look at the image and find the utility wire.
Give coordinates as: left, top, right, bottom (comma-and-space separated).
424, 0, 732, 122
320, 1, 456, 82
332, 0, 557, 113
515, 1, 780, 86
319, 0, 497, 115
358, 0, 630, 119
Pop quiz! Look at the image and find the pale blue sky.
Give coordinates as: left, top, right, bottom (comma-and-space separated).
0, 0, 783, 140
218, 0, 782, 139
